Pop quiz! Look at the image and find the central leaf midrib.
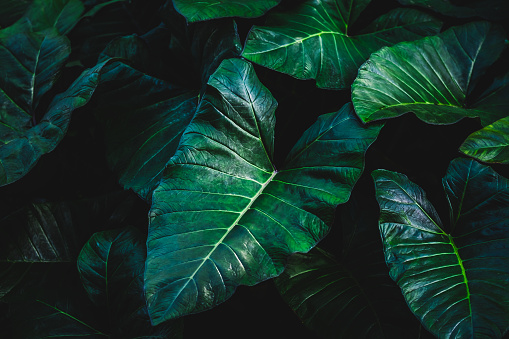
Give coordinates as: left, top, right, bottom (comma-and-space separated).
447, 234, 473, 330
167, 170, 277, 315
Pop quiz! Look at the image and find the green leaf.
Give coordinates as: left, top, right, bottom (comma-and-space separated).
78, 226, 180, 337
0, 202, 79, 263
397, 0, 509, 21
145, 58, 382, 324
0, 0, 32, 28
94, 19, 241, 199
460, 116, 509, 164
0, 60, 111, 186
242, 1, 441, 89
352, 21, 507, 126
373, 158, 509, 338
172, 0, 281, 23
8, 0, 85, 35
94, 62, 198, 200
275, 189, 428, 338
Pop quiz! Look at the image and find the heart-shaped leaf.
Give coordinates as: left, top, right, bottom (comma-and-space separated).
145, 58, 383, 324
373, 158, 509, 338
460, 115, 509, 164
242, 0, 441, 89
172, 0, 282, 23
352, 21, 507, 126
397, 0, 509, 21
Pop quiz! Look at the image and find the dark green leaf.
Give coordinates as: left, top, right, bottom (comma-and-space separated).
94, 61, 198, 200
172, 0, 281, 22
0, 203, 79, 262
0, 0, 32, 28
275, 188, 428, 338
78, 226, 180, 337
8, 0, 85, 35
0, 60, 111, 186
460, 116, 509, 164
373, 158, 509, 338
145, 58, 382, 324
242, 1, 441, 89
94, 19, 241, 199
352, 21, 507, 125
397, 0, 509, 21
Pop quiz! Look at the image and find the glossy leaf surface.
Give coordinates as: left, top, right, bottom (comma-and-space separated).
460, 116, 509, 164
0, 60, 110, 186
398, 0, 509, 21
373, 158, 509, 338
242, 0, 441, 89
275, 187, 429, 338
172, 0, 281, 22
145, 58, 382, 324
352, 21, 507, 125
78, 227, 179, 337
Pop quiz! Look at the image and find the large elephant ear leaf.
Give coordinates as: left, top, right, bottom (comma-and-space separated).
242, 0, 441, 89
352, 21, 507, 126
373, 158, 509, 338
397, 0, 509, 21
460, 115, 509, 164
145, 57, 382, 324
77, 226, 181, 337
172, 0, 282, 23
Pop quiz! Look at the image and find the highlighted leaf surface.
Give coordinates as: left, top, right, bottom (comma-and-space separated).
172, 0, 281, 22
242, 0, 441, 89
352, 21, 507, 125
145, 58, 382, 324
373, 158, 509, 338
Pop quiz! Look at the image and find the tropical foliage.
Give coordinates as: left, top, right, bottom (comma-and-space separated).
0, 0, 508, 338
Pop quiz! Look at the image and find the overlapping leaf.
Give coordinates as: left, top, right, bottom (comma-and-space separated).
172, 0, 281, 23
373, 158, 509, 338
93, 19, 241, 200
7, 0, 85, 34
398, 0, 509, 21
275, 188, 429, 338
145, 58, 382, 324
352, 21, 507, 125
0, 59, 111, 186
77, 227, 180, 337
460, 116, 509, 164
242, 0, 441, 89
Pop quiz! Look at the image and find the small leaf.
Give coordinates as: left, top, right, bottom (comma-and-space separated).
352, 21, 507, 125
145, 58, 382, 324
78, 226, 179, 337
460, 115, 509, 164
373, 158, 509, 338
242, 0, 441, 89
172, 0, 282, 22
